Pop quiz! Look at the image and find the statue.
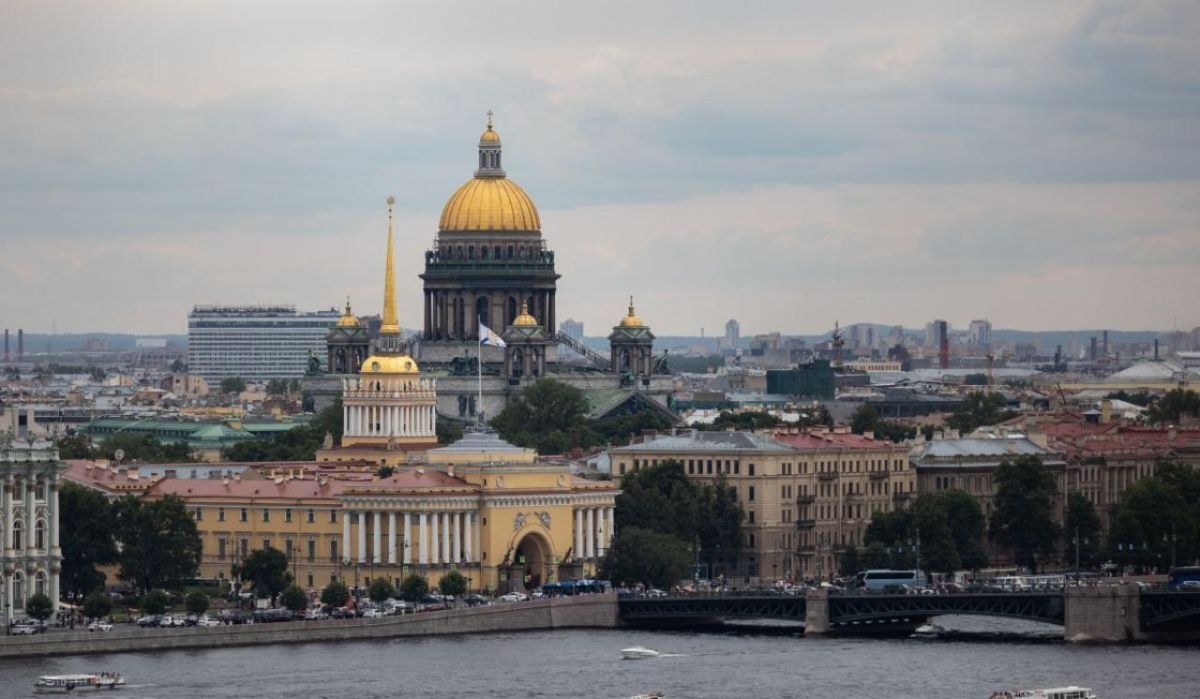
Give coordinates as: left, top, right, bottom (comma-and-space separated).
322, 431, 333, 449
536, 511, 551, 529
305, 350, 321, 376
513, 512, 527, 531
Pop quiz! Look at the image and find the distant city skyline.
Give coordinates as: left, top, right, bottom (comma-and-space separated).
2, 2, 1198, 335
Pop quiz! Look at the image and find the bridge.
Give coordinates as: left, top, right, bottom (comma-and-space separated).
620, 588, 1200, 642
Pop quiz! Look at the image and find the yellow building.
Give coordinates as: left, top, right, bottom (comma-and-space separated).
146, 430, 618, 594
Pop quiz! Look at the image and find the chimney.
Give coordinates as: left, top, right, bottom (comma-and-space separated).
3, 329, 7, 362
1100, 399, 1113, 424
17, 329, 24, 359
1102, 330, 1109, 358
1154, 338, 1160, 361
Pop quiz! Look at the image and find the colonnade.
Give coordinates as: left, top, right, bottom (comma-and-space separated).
1, 471, 61, 619
341, 509, 478, 566
344, 402, 436, 438
574, 506, 615, 560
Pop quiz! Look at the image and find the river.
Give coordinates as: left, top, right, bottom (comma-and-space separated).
0, 617, 1196, 698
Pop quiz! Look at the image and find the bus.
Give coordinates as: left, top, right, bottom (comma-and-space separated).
854, 570, 926, 592
1168, 566, 1200, 590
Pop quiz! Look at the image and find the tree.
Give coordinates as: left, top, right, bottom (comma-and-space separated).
233, 547, 292, 600
1147, 389, 1200, 425
97, 432, 194, 463
399, 574, 429, 604
222, 400, 342, 462
185, 591, 210, 616
862, 541, 891, 569
989, 455, 1061, 573
140, 589, 170, 615
946, 391, 1016, 433
600, 528, 692, 589
266, 379, 290, 396
490, 379, 595, 454
850, 404, 880, 435
55, 433, 95, 459
113, 495, 202, 593
377, 465, 396, 479
590, 411, 673, 446
220, 377, 247, 395
280, 584, 308, 612
839, 546, 862, 577
368, 577, 396, 604
25, 593, 55, 622
1106, 466, 1198, 571
1063, 494, 1102, 570
59, 482, 119, 597
321, 580, 350, 608
439, 569, 468, 598
935, 489, 988, 571
436, 417, 464, 445
83, 591, 113, 621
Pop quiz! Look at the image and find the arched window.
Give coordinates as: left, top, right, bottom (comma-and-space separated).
468, 245, 475, 259
12, 520, 22, 551
508, 297, 518, 326
34, 570, 47, 597
35, 520, 45, 550
507, 245, 514, 258
493, 245, 500, 258
12, 572, 24, 607
475, 297, 489, 328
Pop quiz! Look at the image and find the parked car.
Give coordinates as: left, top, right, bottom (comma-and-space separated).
218, 610, 249, 625
11, 623, 39, 635
362, 608, 385, 619
87, 621, 114, 632
462, 594, 491, 607
136, 614, 162, 627
330, 607, 357, 619
195, 615, 222, 627
304, 608, 330, 621
498, 592, 527, 603
159, 615, 185, 628
644, 589, 668, 598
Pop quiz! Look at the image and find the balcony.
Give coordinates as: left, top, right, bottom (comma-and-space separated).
795, 519, 816, 530
817, 471, 839, 481
795, 494, 816, 505
869, 470, 889, 481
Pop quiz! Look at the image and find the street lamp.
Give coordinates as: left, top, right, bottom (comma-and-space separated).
1164, 525, 1178, 570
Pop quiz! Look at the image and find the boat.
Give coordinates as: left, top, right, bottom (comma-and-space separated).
910, 623, 945, 639
629, 693, 665, 699
988, 688, 1096, 699
621, 646, 661, 660
35, 673, 126, 692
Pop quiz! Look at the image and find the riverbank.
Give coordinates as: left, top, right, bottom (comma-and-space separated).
0, 594, 618, 659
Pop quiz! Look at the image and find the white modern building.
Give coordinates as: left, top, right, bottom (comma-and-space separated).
1, 437, 64, 623
187, 305, 340, 382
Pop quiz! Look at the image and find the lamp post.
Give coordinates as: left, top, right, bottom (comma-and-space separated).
1164, 524, 1177, 570
1073, 527, 1080, 582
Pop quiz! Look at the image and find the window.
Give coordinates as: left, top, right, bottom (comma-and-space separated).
240, 508, 248, 522
307, 573, 314, 587
285, 509, 293, 523
218, 507, 225, 522
707, 460, 713, 475
285, 539, 294, 559
307, 539, 316, 562
330, 510, 338, 524
194, 507, 203, 522
748, 486, 755, 501
218, 538, 227, 560
748, 510, 755, 524
749, 533, 756, 548
330, 540, 339, 561
748, 464, 755, 476
239, 538, 249, 557
262, 538, 271, 550
262, 509, 270, 523
35, 521, 45, 550
307, 509, 315, 524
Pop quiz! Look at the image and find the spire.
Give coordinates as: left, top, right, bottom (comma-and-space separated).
344, 295, 353, 316
380, 195, 399, 335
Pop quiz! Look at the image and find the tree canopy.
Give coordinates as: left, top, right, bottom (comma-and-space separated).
97, 432, 195, 463
140, 589, 169, 615
1107, 462, 1199, 571
600, 527, 693, 589
989, 455, 1060, 573
220, 377, 247, 395
1146, 389, 1200, 425
59, 482, 119, 597
280, 584, 308, 612
862, 489, 987, 576
439, 569, 468, 598
1064, 493, 1102, 570
946, 391, 1017, 433
223, 400, 343, 461
368, 577, 396, 603
185, 591, 210, 616
113, 495, 203, 593
233, 546, 292, 599
399, 574, 429, 604
25, 593, 55, 621
83, 590, 113, 620
321, 580, 350, 608
849, 404, 919, 443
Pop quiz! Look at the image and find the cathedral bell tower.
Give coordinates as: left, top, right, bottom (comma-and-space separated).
608, 297, 656, 387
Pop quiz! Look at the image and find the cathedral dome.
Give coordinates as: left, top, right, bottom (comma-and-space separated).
618, 297, 645, 328
511, 300, 539, 327
360, 354, 419, 375
439, 177, 541, 232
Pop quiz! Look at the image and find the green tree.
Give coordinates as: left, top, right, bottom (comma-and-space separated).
368, 577, 396, 604
222, 400, 342, 462
280, 584, 308, 612
589, 411, 673, 446
233, 547, 292, 600
98, 432, 195, 463
321, 580, 350, 608
912, 497, 961, 577
600, 528, 692, 589
1107, 467, 1197, 570
83, 590, 113, 620
850, 404, 880, 435
490, 379, 595, 454
185, 591, 210, 616
55, 433, 95, 459
140, 589, 169, 615
399, 574, 430, 604
839, 546, 862, 577
946, 392, 1017, 433
1062, 493, 1102, 570
935, 489, 989, 571
439, 569, 468, 598
220, 377, 247, 395
436, 417, 464, 445
113, 495, 203, 593
59, 482, 119, 597
266, 379, 290, 396
25, 593, 55, 622
862, 541, 891, 569
989, 455, 1061, 573
1146, 389, 1200, 425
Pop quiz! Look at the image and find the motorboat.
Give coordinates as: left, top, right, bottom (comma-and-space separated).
35, 673, 126, 692
989, 688, 1096, 699
621, 646, 661, 660
910, 623, 945, 639
629, 693, 665, 699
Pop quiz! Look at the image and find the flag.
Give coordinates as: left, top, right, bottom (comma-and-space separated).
479, 322, 507, 348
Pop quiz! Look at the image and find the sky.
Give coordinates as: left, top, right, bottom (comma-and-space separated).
1, 0, 1198, 337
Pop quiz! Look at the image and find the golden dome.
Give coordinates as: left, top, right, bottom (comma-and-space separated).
512, 300, 539, 327
360, 354, 419, 375
619, 296, 644, 327
480, 126, 500, 143
336, 296, 360, 328
439, 176, 541, 232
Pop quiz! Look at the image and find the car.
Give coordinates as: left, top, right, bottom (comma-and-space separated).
462, 594, 491, 607
159, 615, 184, 628
195, 615, 222, 627
1180, 580, 1200, 591
498, 592, 527, 603
530, 591, 545, 599
643, 589, 667, 598
87, 621, 114, 632
11, 623, 39, 635
304, 608, 330, 621
136, 614, 162, 627
362, 608, 385, 619
330, 607, 357, 619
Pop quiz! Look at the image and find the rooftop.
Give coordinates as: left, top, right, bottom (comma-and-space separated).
611, 430, 794, 453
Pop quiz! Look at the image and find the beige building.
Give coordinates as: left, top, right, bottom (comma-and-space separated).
609, 428, 913, 584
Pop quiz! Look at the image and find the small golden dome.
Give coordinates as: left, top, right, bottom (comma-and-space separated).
619, 296, 644, 327
360, 354, 419, 375
480, 126, 500, 144
439, 177, 540, 232
512, 300, 538, 327
336, 296, 360, 328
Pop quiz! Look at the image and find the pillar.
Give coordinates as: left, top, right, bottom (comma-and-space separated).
441, 512, 451, 563
403, 512, 413, 565
418, 513, 428, 565
574, 509, 583, 561
388, 511, 397, 564
585, 507, 595, 559
464, 513, 473, 563
373, 511, 382, 564
3, 478, 12, 556
430, 512, 440, 565
357, 511, 366, 563
24, 477, 34, 555
342, 509, 351, 562
452, 512, 461, 562
804, 587, 830, 636
606, 507, 615, 550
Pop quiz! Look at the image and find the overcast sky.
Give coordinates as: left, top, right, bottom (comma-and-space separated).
2, 1, 1198, 336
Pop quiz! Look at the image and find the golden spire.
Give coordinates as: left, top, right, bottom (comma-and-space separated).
380, 195, 400, 335
619, 295, 644, 327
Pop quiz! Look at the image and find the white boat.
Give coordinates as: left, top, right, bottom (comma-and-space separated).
621, 646, 661, 660
35, 673, 126, 692
910, 623, 945, 639
989, 688, 1096, 699
629, 694, 665, 699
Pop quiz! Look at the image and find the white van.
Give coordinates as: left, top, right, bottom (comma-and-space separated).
855, 569, 926, 592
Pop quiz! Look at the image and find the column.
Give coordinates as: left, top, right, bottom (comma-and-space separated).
574, 509, 583, 561
373, 511, 382, 564
430, 512, 440, 564
464, 513, 473, 563
2, 478, 12, 556
24, 477, 34, 555
357, 511, 366, 563
585, 507, 595, 559
607, 507, 616, 550
403, 513, 413, 565
388, 511, 397, 564
342, 509, 351, 561
441, 512, 451, 563
418, 513, 428, 565
452, 512, 462, 563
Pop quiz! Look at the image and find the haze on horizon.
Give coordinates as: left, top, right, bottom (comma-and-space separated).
1, 1, 1198, 337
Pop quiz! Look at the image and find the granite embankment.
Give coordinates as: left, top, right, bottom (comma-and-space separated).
0, 594, 619, 659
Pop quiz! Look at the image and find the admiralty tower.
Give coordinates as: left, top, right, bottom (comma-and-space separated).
418, 112, 560, 364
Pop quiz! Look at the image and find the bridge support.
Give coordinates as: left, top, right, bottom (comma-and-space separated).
1065, 586, 1141, 643
804, 588, 829, 636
